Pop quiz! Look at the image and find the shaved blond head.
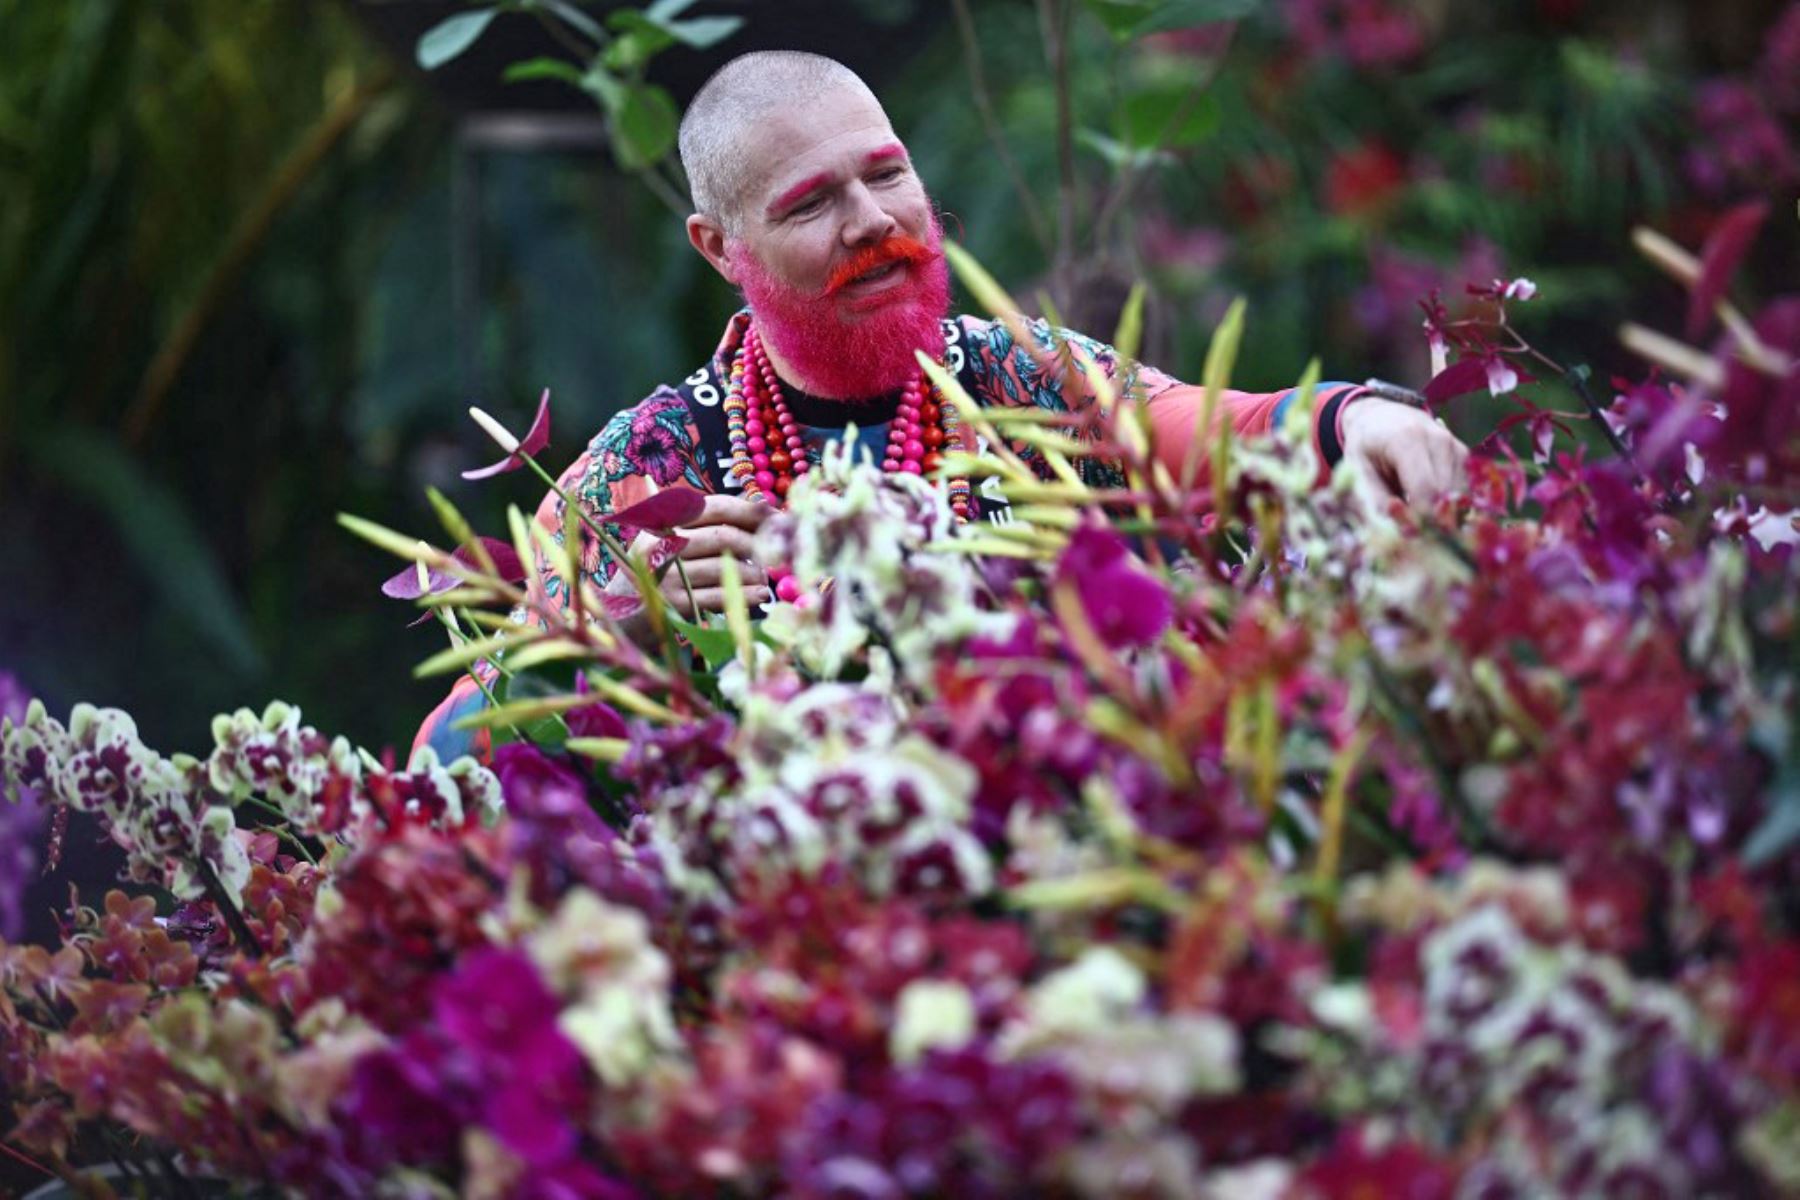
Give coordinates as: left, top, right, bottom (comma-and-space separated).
678, 51, 881, 235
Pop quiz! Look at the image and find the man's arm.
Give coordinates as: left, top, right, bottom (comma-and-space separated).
961, 316, 1465, 508
1142, 379, 1469, 508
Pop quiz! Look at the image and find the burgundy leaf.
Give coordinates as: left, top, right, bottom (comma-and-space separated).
1687, 201, 1768, 339
1421, 357, 1491, 407
600, 593, 644, 621
612, 487, 706, 533
645, 535, 689, 574
462, 388, 553, 480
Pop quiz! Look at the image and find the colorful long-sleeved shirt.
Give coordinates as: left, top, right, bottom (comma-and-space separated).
414, 309, 1364, 762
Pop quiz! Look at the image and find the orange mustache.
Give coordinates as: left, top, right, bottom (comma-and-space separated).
823, 236, 938, 296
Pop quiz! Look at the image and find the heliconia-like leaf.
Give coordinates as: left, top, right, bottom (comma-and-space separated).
1687, 201, 1768, 339
1421, 356, 1491, 407
611, 487, 706, 533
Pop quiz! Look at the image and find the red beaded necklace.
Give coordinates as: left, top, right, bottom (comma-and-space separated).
723, 322, 973, 523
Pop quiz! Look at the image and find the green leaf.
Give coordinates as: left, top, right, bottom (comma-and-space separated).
1080, 0, 1259, 40
603, 14, 678, 70
1112, 282, 1147, 362
1076, 128, 1175, 171
668, 614, 739, 670
1134, 0, 1261, 36
1116, 87, 1219, 150
1080, 0, 1159, 40
540, 0, 608, 43
662, 15, 744, 48
27, 429, 263, 679
610, 83, 679, 170
580, 65, 628, 113
608, 7, 741, 53
503, 56, 586, 86
416, 8, 499, 71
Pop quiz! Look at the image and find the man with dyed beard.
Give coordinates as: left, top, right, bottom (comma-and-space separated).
414, 50, 1468, 761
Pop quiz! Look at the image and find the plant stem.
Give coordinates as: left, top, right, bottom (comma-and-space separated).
197, 859, 263, 960
949, 0, 1053, 258
1037, 0, 1079, 307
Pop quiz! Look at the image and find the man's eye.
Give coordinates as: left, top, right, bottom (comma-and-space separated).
872, 167, 905, 184
789, 195, 826, 217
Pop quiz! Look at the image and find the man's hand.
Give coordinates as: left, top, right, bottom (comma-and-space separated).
603, 494, 774, 630
1339, 397, 1469, 511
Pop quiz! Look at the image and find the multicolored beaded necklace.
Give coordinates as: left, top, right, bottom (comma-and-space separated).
722, 322, 974, 524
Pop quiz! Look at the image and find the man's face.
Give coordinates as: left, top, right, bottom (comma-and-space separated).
705, 87, 950, 398
730, 87, 935, 307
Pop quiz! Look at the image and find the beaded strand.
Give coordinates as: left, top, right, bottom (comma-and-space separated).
723, 323, 971, 523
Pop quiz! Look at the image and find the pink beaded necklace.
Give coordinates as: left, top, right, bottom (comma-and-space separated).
722, 322, 973, 523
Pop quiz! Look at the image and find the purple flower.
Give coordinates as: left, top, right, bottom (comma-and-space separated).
342, 1031, 464, 1166
433, 947, 590, 1166
1759, 2, 1800, 113
568, 675, 629, 741
1053, 521, 1172, 650
493, 743, 595, 822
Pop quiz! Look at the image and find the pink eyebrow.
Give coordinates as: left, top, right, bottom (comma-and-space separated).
765, 146, 911, 218
768, 171, 834, 218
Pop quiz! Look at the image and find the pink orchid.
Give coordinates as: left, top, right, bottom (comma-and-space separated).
463, 389, 552, 480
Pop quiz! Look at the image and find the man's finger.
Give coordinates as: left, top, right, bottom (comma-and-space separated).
667, 556, 768, 589
1394, 446, 1448, 509
672, 525, 762, 562
681, 494, 777, 531
667, 584, 773, 617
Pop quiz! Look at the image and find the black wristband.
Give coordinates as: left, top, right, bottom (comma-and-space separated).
1316, 388, 1357, 467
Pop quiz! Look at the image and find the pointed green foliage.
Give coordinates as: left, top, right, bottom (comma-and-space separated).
1113, 282, 1147, 363
416, 8, 499, 71
339, 511, 437, 564
425, 487, 485, 566
503, 57, 586, 86
414, 631, 532, 680
541, 0, 608, 43
611, 83, 679, 171
1183, 297, 1246, 490
1117, 87, 1220, 151
669, 614, 741, 672
1080, 0, 1261, 42
944, 240, 1024, 320
1285, 357, 1323, 440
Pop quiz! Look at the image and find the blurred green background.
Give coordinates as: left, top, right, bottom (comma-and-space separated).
1, 0, 1794, 756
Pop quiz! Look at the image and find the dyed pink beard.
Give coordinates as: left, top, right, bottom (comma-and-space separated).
731, 230, 951, 401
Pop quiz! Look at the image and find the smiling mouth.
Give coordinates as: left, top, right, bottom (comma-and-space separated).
847, 261, 904, 288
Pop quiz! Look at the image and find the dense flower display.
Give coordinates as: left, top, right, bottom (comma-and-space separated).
2, 225, 1796, 1197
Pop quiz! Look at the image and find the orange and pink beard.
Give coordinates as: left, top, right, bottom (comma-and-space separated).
730, 218, 951, 400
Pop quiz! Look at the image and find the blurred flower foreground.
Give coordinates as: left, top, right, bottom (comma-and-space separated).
3, 229, 1799, 1198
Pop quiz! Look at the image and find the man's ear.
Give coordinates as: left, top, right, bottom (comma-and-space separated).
686, 214, 735, 283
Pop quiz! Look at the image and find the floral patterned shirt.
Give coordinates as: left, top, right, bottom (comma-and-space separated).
414, 308, 1363, 761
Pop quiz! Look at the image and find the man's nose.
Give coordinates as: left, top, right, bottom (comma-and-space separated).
841, 181, 898, 246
